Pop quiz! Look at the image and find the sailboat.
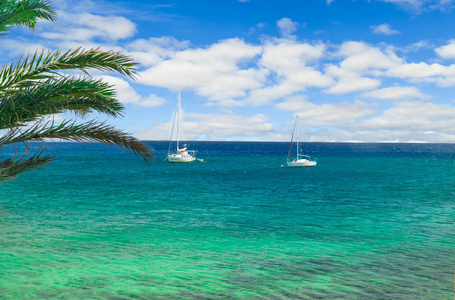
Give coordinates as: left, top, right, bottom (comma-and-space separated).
166, 93, 200, 163
285, 115, 316, 167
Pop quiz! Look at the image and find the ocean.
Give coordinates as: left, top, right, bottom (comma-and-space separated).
0, 141, 454, 299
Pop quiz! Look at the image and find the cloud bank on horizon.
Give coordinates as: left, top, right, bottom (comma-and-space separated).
2, 0, 455, 143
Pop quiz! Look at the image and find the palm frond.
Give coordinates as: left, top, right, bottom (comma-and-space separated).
0, 48, 138, 93
0, 77, 125, 129
0, 0, 56, 36
0, 151, 54, 181
0, 77, 124, 129
1, 120, 154, 162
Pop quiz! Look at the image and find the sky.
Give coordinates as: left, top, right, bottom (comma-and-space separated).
4, 0, 455, 142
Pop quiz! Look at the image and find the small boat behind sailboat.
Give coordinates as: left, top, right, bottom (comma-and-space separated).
284, 115, 316, 168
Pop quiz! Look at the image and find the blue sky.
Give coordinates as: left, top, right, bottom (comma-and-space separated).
4, 0, 455, 142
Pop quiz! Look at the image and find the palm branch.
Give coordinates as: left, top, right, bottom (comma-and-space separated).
1, 120, 154, 162
0, 0, 56, 35
0, 77, 124, 129
0, 151, 54, 181
0, 48, 138, 94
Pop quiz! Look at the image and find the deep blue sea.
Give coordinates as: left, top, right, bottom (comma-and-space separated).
1, 142, 454, 299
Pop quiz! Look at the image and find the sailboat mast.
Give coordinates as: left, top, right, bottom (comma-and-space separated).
296, 115, 299, 157
177, 92, 181, 151
286, 116, 298, 161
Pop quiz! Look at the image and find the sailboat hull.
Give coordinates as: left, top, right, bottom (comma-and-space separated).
167, 155, 196, 163
286, 159, 317, 167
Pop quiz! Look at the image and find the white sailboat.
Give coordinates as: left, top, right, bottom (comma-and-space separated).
285, 115, 316, 167
166, 93, 200, 163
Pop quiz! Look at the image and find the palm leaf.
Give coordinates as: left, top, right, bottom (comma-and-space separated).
0, 77, 125, 129
0, 151, 54, 181
1, 120, 154, 162
0, 48, 138, 93
0, 0, 56, 36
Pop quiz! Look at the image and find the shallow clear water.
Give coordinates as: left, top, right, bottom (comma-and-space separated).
1, 142, 454, 299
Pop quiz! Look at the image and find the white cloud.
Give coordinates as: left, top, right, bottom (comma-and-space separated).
43, 114, 65, 123
139, 94, 167, 107
324, 41, 402, 94
326, 76, 381, 94
276, 97, 377, 127
275, 96, 309, 111
97, 75, 166, 107
357, 101, 455, 132
361, 86, 430, 100
385, 62, 455, 86
273, 99, 455, 143
393, 40, 432, 53
377, 0, 454, 12
206, 99, 245, 108
435, 40, 455, 59
246, 39, 331, 105
325, 42, 423, 94
325, 0, 453, 12
0, 39, 49, 56
335, 41, 402, 73
137, 38, 265, 100
126, 37, 190, 66
371, 23, 401, 35
276, 18, 300, 36
136, 113, 274, 140
260, 39, 325, 72
38, 12, 136, 42
126, 36, 455, 113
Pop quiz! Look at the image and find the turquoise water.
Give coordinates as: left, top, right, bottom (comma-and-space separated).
1, 142, 454, 299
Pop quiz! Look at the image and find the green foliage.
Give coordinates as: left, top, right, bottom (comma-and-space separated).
0, 151, 54, 181
0, 0, 154, 181
0, 0, 56, 35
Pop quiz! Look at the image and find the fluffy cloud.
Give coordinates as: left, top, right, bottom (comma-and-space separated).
126, 37, 190, 66
247, 39, 331, 105
128, 35, 455, 110
274, 99, 455, 142
137, 38, 265, 100
357, 101, 455, 132
276, 97, 377, 127
371, 24, 401, 35
394, 40, 433, 53
324, 41, 403, 94
276, 18, 300, 36
361, 86, 430, 100
38, 12, 136, 42
97, 75, 166, 107
136, 113, 274, 140
435, 40, 455, 59
0, 39, 48, 56
385, 62, 455, 86
378, 0, 454, 12
334, 41, 402, 73
325, 0, 454, 11
326, 76, 381, 94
